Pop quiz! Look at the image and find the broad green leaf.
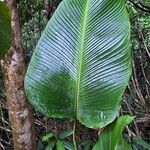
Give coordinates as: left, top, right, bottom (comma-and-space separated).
0, 1, 11, 58
58, 130, 73, 139
92, 115, 134, 150
25, 0, 131, 128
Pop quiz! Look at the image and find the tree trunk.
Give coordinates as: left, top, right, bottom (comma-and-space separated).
3, 0, 36, 149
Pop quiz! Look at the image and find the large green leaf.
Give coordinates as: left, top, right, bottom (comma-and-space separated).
0, 1, 11, 58
93, 115, 134, 150
25, 0, 131, 128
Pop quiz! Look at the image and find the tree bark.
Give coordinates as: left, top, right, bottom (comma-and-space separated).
3, 0, 36, 149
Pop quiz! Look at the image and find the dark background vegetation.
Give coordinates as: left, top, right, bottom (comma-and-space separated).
0, 0, 150, 149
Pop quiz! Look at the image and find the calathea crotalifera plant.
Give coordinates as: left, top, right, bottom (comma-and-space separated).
25, 0, 132, 148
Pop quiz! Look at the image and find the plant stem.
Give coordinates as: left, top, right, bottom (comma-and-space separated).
73, 121, 77, 150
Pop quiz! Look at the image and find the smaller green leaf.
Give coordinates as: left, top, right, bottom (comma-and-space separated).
42, 133, 54, 142
62, 140, 75, 150
93, 115, 134, 150
56, 140, 65, 150
45, 141, 56, 150
58, 130, 73, 139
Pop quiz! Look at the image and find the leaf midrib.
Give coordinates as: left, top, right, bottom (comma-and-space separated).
76, 0, 90, 118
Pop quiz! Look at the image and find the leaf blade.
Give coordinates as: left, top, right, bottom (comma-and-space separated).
25, 0, 131, 128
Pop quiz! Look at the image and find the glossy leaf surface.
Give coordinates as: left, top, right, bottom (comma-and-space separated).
93, 115, 134, 150
0, 1, 11, 58
25, 0, 131, 128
